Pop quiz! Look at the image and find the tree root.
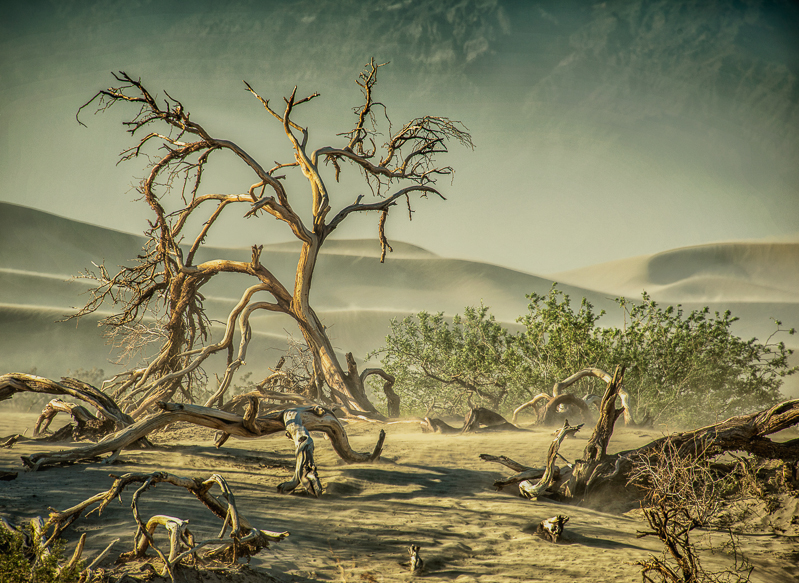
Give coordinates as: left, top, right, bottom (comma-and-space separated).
421, 407, 524, 434
21, 402, 385, 498
43, 471, 288, 580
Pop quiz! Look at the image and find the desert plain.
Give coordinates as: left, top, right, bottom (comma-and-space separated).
1, 406, 798, 583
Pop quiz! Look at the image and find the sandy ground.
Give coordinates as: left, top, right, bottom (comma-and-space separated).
1, 409, 798, 583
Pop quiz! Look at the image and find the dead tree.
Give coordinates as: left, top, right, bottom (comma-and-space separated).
21, 402, 385, 497
420, 407, 523, 434
71, 59, 472, 418
480, 421, 582, 495
43, 471, 287, 578
1, 373, 134, 430
564, 366, 626, 500
511, 368, 636, 426
520, 421, 583, 499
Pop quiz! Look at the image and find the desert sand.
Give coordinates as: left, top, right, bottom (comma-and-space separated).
1, 405, 798, 583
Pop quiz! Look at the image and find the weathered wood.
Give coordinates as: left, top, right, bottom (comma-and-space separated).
48, 471, 288, 573
512, 368, 636, 426
409, 545, 423, 573
34, 398, 116, 441
519, 421, 582, 499
480, 453, 553, 490
564, 366, 625, 500
278, 409, 322, 496
535, 515, 569, 543
0, 373, 134, 430
360, 367, 400, 418
538, 394, 593, 426
511, 393, 550, 425
478, 454, 530, 473
21, 403, 385, 472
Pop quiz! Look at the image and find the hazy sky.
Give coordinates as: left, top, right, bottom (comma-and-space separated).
1, 0, 797, 274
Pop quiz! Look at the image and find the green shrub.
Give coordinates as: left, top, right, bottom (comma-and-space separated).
372, 286, 796, 425
0, 526, 80, 583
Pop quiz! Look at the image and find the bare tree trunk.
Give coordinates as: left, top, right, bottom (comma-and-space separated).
564, 366, 625, 500
21, 402, 385, 474
358, 365, 399, 418
0, 374, 134, 430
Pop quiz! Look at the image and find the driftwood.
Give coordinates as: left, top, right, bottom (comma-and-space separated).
21, 403, 386, 493
45, 471, 287, 578
33, 398, 117, 442
421, 407, 524, 434
519, 421, 583, 499
480, 454, 553, 491
480, 421, 583, 494
0, 373, 135, 430
535, 515, 569, 543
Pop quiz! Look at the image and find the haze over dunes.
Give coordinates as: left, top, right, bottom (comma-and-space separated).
1, 202, 797, 396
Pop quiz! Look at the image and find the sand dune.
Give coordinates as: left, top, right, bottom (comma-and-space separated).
550, 242, 799, 303
1, 202, 797, 397
0, 202, 610, 380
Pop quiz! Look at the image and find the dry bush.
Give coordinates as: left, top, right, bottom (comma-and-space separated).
628, 439, 752, 583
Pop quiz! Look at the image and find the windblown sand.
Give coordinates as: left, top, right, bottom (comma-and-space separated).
1, 410, 797, 582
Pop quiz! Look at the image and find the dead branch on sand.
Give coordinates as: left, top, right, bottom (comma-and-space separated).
483, 365, 799, 505
44, 471, 287, 580
0, 373, 135, 431
421, 407, 524, 434
21, 401, 385, 497
510, 367, 643, 426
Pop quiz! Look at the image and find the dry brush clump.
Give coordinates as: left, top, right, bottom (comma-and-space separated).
8, 471, 288, 583
627, 440, 754, 583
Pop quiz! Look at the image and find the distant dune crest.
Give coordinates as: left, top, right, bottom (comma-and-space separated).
1, 203, 797, 397
551, 241, 799, 303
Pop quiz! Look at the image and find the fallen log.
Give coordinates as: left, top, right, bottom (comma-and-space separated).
0, 373, 134, 430
20, 403, 386, 495
520, 421, 583, 499
421, 407, 525, 434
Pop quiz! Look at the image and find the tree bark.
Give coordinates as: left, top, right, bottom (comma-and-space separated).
21, 403, 385, 474
0, 374, 134, 430
519, 421, 582, 499
34, 399, 116, 442
564, 366, 625, 501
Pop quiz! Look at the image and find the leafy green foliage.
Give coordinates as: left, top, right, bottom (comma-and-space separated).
0, 527, 80, 583
513, 288, 609, 398
372, 286, 796, 425
369, 305, 519, 414
601, 294, 795, 425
